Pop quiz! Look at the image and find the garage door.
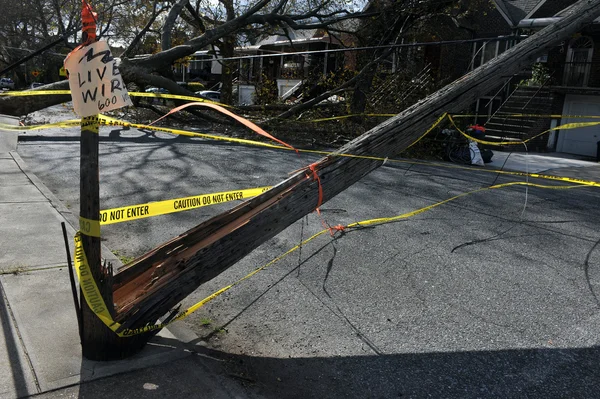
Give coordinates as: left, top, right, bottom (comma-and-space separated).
557, 94, 600, 157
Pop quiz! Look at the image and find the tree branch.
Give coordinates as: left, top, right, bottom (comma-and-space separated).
162, 0, 190, 51
121, 1, 167, 58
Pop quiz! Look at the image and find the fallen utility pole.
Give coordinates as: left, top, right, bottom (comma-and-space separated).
109, 1, 600, 346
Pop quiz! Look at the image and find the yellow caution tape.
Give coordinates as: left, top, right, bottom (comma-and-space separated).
78, 186, 272, 238
452, 113, 600, 119
99, 186, 271, 225
347, 181, 581, 228
404, 113, 448, 151
0, 89, 226, 107
73, 180, 586, 337
0, 119, 82, 130
3, 112, 600, 190
447, 115, 600, 146
0, 90, 72, 96
128, 91, 226, 107
404, 159, 600, 188
79, 216, 101, 238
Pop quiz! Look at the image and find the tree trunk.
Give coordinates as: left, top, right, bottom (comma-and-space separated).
109, 0, 600, 334
219, 0, 236, 105
161, 0, 190, 51
220, 37, 235, 105
349, 62, 377, 121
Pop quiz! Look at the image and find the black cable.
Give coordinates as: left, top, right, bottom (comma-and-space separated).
184, 35, 528, 63
0, 27, 80, 76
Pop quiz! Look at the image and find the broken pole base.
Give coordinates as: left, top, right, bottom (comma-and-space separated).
80, 300, 153, 361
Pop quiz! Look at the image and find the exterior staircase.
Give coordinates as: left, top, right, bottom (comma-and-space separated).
483, 86, 556, 152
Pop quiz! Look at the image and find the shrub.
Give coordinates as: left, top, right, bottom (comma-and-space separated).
187, 81, 205, 91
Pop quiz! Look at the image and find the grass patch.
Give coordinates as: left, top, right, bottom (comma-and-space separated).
112, 250, 135, 265
214, 327, 228, 335
199, 318, 213, 326
0, 266, 28, 275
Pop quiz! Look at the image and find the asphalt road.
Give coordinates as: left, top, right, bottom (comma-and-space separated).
17, 119, 600, 398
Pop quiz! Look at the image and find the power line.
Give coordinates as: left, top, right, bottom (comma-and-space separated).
191, 35, 528, 63
0, 27, 79, 76
1, 45, 67, 58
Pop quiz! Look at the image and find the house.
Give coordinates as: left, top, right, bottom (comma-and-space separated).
184, 29, 346, 104
236, 29, 346, 104
475, 0, 600, 156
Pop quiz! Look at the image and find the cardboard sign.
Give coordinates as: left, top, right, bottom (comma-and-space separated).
64, 41, 132, 117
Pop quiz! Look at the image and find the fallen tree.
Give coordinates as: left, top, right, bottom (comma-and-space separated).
98, 0, 600, 353
0, 0, 368, 115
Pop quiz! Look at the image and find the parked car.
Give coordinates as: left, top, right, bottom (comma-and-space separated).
144, 86, 169, 104
30, 82, 44, 89
0, 78, 15, 89
145, 87, 169, 94
195, 90, 221, 102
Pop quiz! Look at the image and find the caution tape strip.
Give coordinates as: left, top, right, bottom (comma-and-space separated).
0, 89, 226, 106
404, 113, 448, 151
0, 90, 72, 96
4, 90, 600, 122
99, 186, 271, 226
99, 115, 291, 150
78, 186, 272, 237
4, 112, 600, 191
73, 180, 587, 337
451, 113, 600, 119
447, 114, 600, 146
0, 119, 82, 130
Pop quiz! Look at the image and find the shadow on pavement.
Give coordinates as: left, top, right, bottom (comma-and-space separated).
193, 344, 600, 399
0, 280, 32, 398
69, 333, 600, 399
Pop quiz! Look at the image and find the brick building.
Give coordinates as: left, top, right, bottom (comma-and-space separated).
476, 0, 600, 156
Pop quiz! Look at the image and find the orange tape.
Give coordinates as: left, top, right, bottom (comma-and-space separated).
307, 162, 323, 212
150, 102, 298, 152
82, 1, 98, 44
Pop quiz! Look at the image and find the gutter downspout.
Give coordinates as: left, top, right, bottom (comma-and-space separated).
518, 17, 562, 28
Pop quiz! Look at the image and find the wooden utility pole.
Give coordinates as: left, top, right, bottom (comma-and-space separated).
108, 0, 600, 338
51, 0, 597, 356
76, 1, 149, 360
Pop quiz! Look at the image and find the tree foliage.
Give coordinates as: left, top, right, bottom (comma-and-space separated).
1, 0, 494, 113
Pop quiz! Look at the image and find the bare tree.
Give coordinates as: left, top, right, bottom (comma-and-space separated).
0, 0, 368, 114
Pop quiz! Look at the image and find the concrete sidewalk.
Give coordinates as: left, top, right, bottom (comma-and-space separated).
0, 115, 250, 398
487, 150, 597, 174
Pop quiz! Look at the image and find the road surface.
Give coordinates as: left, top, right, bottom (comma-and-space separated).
17, 116, 600, 398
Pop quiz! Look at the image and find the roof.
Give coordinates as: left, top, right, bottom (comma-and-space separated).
493, 0, 546, 26
239, 29, 340, 51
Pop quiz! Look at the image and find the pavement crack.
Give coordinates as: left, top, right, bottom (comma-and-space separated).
583, 237, 600, 308
451, 223, 517, 253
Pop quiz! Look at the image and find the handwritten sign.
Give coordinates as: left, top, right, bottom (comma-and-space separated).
64, 41, 132, 117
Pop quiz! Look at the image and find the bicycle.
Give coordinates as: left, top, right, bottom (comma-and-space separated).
440, 128, 474, 165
